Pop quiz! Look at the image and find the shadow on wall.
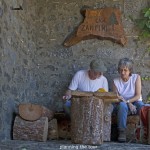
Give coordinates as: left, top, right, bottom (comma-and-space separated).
0, 99, 18, 140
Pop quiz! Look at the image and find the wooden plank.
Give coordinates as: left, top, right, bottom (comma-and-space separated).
71, 91, 119, 102
71, 91, 93, 97
94, 92, 118, 99
72, 91, 118, 99
103, 99, 119, 103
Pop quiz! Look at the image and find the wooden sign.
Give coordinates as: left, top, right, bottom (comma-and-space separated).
64, 7, 127, 47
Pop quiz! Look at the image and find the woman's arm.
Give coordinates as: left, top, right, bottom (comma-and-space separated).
112, 81, 126, 102
127, 75, 141, 103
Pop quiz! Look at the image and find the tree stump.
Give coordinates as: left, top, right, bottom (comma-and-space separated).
19, 103, 54, 121
71, 96, 104, 145
71, 91, 119, 144
13, 116, 48, 142
103, 103, 113, 141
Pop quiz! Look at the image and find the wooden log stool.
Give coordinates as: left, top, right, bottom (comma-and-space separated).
18, 103, 54, 121
13, 103, 54, 142
71, 96, 104, 145
13, 116, 48, 141
71, 91, 118, 145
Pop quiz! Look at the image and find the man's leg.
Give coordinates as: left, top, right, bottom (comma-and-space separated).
63, 100, 71, 118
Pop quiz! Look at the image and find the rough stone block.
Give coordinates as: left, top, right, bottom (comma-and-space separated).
58, 119, 71, 140
48, 119, 58, 140
54, 112, 71, 140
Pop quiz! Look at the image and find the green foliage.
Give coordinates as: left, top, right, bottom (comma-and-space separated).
135, 7, 150, 39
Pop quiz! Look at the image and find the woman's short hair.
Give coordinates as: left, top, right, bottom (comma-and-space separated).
118, 58, 133, 76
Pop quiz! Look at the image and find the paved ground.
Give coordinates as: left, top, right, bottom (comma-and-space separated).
0, 140, 149, 150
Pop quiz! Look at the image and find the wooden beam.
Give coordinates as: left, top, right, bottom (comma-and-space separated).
71, 91, 119, 103
71, 91, 93, 97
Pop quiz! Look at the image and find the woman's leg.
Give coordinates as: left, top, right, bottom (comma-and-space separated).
133, 101, 145, 114
117, 102, 128, 129
117, 102, 129, 142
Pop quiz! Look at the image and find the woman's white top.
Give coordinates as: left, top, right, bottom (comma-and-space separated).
113, 74, 142, 101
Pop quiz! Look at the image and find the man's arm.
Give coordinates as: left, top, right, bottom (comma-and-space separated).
63, 89, 72, 100
63, 71, 80, 100
103, 78, 109, 92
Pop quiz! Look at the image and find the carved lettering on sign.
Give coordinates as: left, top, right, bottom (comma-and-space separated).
64, 8, 127, 47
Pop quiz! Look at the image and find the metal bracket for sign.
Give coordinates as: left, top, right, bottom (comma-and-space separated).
10, 5, 23, 10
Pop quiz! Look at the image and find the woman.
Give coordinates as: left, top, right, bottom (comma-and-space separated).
112, 58, 144, 142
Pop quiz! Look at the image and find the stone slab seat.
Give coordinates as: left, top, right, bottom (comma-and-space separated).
54, 112, 140, 143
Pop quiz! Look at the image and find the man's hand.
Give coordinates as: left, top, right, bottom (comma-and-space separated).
128, 103, 137, 114
62, 90, 72, 101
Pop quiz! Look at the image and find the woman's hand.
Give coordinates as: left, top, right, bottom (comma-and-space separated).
118, 95, 126, 103
128, 103, 137, 114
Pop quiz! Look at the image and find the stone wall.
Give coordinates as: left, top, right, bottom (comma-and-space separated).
0, 0, 149, 140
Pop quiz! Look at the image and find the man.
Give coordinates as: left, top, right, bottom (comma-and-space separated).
63, 59, 108, 116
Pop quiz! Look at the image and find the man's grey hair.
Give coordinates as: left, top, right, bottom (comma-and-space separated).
118, 58, 133, 75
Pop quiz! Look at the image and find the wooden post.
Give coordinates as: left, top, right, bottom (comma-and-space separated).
71, 96, 104, 145
71, 91, 119, 143
13, 116, 48, 142
103, 103, 113, 141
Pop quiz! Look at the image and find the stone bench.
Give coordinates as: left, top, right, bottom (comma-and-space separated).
50, 112, 140, 143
